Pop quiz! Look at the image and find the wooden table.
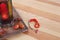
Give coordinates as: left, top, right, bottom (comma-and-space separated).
7, 0, 60, 40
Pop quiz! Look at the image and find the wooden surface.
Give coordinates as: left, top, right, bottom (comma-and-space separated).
24, 28, 60, 40
8, 0, 60, 40
13, 0, 60, 22
7, 28, 60, 40
37, 0, 60, 6
7, 8, 60, 40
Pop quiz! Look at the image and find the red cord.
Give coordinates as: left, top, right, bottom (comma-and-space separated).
28, 18, 40, 33
29, 19, 40, 28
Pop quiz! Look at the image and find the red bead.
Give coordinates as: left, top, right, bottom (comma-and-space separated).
13, 24, 20, 30
0, 28, 5, 35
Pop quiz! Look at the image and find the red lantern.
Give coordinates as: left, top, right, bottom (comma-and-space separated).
0, 3, 9, 20
0, 3, 8, 13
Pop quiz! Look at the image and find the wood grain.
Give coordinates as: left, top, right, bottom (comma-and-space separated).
16, 9, 60, 37
37, 0, 60, 6
24, 28, 60, 40
13, 3, 60, 22
11, 0, 60, 40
